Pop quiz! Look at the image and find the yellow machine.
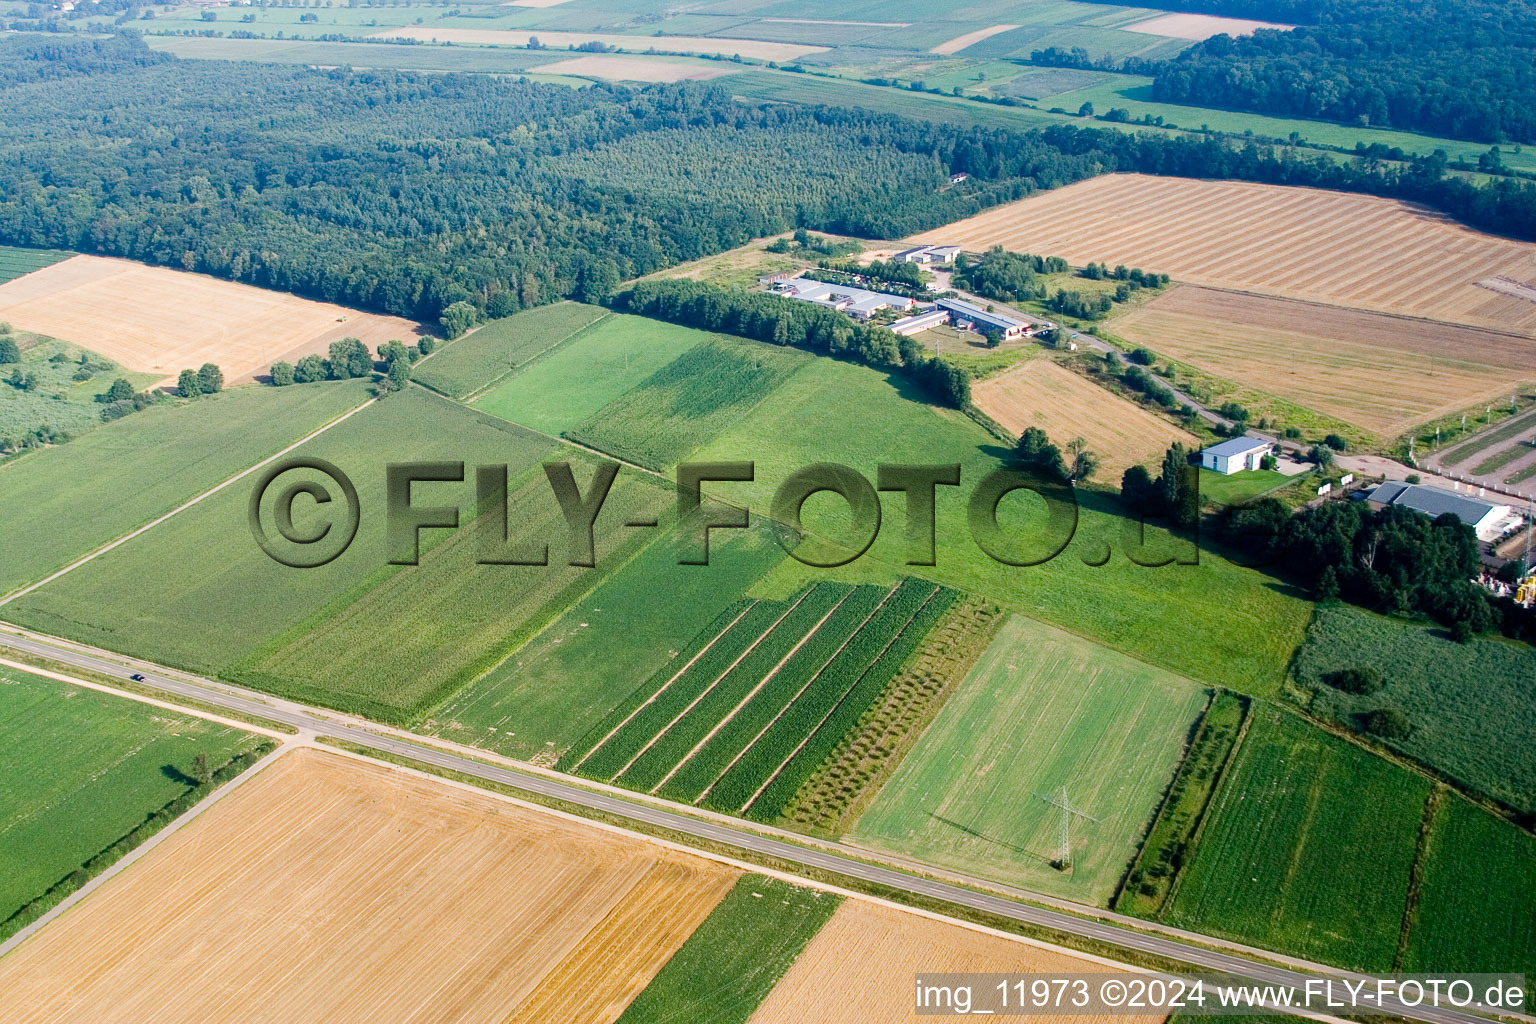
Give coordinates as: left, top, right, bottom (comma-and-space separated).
1517, 574, 1536, 608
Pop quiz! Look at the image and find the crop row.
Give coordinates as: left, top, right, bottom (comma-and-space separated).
616, 584, 851, 792
572, 599, 789, 781
657, 584, 893, 805
703, 578, 948, 817
555, 600, 757, 772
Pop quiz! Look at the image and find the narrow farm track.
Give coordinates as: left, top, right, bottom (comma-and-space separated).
0, 627, 1518, 1024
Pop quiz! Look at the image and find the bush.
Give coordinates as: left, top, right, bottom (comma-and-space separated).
270, 361, 294, 387
417, 336, 437, 356
1128, 346, 1154, 365
1324, 433, 1348, 451
0, 338, 18, 363
1361, 707, 1412, 739
1322, 665, 1384, 694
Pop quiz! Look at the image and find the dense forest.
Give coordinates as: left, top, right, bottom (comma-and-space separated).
1078, 0, 1536, 144
3, 35, 1536, 329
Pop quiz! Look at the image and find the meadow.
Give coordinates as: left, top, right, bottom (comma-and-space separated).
0, 333, 161, 445
853, 614, 1207, 903
0, 244, 69, 285
1197, 468, 1294, 507
688, 356, 1314, 695
1403, 795, 1536, 985
0, 666, 259, 929
473, 313, 708, 435
1164, 707, 1428, 970
613, 874, 840, 1024
0, 378, 371, 598
412, 303, 608, 400
1292, 605, 1536, 813
566, 335, 810, 470
428, 513, 786, 762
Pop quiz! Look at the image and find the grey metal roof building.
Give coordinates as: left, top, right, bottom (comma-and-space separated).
1365, 481, 1500, 524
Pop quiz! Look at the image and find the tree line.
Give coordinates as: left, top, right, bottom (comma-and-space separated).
612, 279, 971, 408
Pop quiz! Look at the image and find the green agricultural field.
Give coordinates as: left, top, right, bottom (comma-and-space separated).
5, 389, 598, 722
854, 614, 1207, 903
566, 336, 810, 470
236, 453, 673, 721
0, 245, 69, 285
473, 313, 707, 435
428, 513, 785, 762
0, 379, 372, 598
613, 874, 840, 1024
1292, 605, 1536, 814
0, 334, 160, 446
0, 666, 260, 931
1165, 707, 1429, 970
1403, 795, 1536, 985
688, 356, 1314, 695
412, 303, 608, 400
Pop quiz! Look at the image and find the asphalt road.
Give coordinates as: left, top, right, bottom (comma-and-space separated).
0, 629, 1510, 1024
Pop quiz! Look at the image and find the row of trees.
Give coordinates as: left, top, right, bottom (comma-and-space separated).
613, 279, 971, 408
270, 336, 430, 389
1016, 426, 1099, 486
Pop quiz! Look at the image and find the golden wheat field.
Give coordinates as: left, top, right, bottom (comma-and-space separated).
0, 749, 737, 1024
0, 255, 420, 386
973, 358, 1196, 474
1113, 286, 1536, 434
909, 174, 1536, 333
748, 899, 1154, 1024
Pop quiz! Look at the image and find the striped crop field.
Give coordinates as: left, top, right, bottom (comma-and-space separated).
559, 578, 954, 822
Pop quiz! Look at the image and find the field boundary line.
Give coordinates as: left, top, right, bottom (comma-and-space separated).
740, 584, 941, 815
461, 308, 612, 404
0, 656, 288, 740
608, 588, 814, 783
0, 396, 377, 608
570, 600, 760, 772
1160, 700, 1255, 915
650, 587, 856, 794
0, 741, 292, 962
695, 584, 899, 805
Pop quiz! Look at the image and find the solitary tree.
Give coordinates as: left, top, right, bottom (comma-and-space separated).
192, 752, 212, 786
198, 362, 223, 394
270, 361, 295, 386
1066, 437, 1099, 486
293, 353, 327, 383
1078, 101, 1094, 117
386, 355, 411, 392
177, 368, 201, 398
103, 378, 136, 403
439, 301, 479, 340
1309, 444, 1336, 469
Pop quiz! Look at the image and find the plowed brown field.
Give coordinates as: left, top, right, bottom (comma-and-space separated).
1113, 286, 1534, 434
0, 749, 737, 1024
973, 358, 1196, 474
909, 175, 1536, 334
748, 899, 1155, 1024
0, 255, 421, 386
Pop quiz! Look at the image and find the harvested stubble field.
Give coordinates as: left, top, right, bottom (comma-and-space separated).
370, 26, 827, 60
972, 358, 1196, 474
909, 174, 1536, 335
0, 749, 740, 1024
852, 615, 1207, 904
749, 899, 1149, 1024
1123, 12, 1293, 39
0, 255, 420, 385
1112, 286, 1535, 435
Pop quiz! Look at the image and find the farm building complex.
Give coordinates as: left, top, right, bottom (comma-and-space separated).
766, 277, 1053, 340
1364, 481, 1516, 541
1200, 436, 1271, 474
767, 276, 917, 319
892, 244, 963, 264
